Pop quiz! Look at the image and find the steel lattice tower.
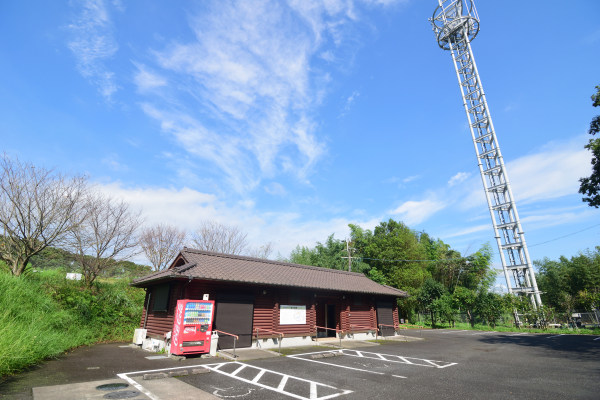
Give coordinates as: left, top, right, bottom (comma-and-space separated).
429, 0, 542, 309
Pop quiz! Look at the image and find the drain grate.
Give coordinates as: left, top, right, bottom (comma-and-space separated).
96, 383, 130, 391
103, 390, 141, 399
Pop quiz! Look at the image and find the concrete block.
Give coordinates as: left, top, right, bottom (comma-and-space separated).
143, 372, 168, 380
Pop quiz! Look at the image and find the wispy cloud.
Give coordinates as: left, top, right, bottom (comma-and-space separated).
448, 171, 470, 187
67, 0, 119, 100
133, 64, 167, 93
135, 0, 400, 193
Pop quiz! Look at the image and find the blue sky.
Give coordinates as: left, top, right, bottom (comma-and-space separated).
1, 0, 599, 278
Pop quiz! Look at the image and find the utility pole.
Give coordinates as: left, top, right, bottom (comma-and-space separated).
341, 239, 355, 272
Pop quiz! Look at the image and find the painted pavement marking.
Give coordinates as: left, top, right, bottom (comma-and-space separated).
593, 337, 600, 341
339, 349, 457, 369
547, 334, 566, 339
119, 361, 352, 400
206, 362, 352, 400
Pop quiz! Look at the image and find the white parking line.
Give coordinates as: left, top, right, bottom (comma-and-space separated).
593, 337, 600, 341
547, 334, 565, 339
120, 362, 352, 400
207, 362, 352, 400
288, 352, 387, 376
340, 349, 457, 369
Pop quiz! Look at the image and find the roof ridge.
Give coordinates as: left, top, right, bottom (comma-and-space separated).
181, 247, 366, 276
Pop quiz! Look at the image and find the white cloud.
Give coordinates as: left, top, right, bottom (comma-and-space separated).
507, 140, 590, 204
459, 136, 590, 210
133, 64, 167, 92
134, 0, 402, 194
448, 171, 470, 187
95, 181, 380, 258
67, 0, 119, 100
264, 182, 287, 196
389, 197, 447, 226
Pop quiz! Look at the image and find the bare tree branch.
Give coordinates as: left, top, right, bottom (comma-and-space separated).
69, 192, 141, 286
191, 220, 249, 255
140, 223, 187, 271
0, 155, 87, 276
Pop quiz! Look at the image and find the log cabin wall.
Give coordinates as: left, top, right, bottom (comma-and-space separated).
140, 279, 399, 339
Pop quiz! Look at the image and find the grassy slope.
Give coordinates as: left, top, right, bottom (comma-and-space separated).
0, 270, 144, 377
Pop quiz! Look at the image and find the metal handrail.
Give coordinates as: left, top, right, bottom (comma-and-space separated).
349, 324, 378, 331
255, 328, 285, 353
213, 329, 239, 358
314, 325, 343, 348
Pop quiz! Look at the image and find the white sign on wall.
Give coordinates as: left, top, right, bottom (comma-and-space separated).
279, 305, 306, 325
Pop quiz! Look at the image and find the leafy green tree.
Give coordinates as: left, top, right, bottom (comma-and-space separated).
453, 286, 477, 327
475, 291, 505, 327
536, 247, 600, 312
417, 278, 446, 327
350, 220, 429, 290
579, 84, 600, 207
432, 293, 457, 327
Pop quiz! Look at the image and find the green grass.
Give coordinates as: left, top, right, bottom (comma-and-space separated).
0, 269, 145, 377
426, 321, 600, 335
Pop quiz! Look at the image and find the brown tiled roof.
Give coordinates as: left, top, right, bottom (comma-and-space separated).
131, 248, 407, 298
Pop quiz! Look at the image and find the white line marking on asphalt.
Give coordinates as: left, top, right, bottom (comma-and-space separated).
204, 362, 353, 400
341, 349, 457, 369
277, 375, 289, 391
252, 369, 266, 383
288, 355, 386, 376
117, 373, 160, 400
547, 334, 565, 339
392, 375, 407, 379
593, 337, 600, 341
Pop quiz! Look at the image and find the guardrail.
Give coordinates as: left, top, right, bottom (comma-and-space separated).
255, 328, 285, 353
213, 330, 239, 358
314, 325, 343, 348
349, 324, 378, 339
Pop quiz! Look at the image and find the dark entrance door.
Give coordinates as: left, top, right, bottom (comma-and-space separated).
214, 293, 254, 349
376, 301, 394, 336
326, 304, 337, 337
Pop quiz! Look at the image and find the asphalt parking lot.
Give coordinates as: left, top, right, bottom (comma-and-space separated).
1, 330, 599, 399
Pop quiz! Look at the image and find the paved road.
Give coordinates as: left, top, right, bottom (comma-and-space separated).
1, 330, 599, 399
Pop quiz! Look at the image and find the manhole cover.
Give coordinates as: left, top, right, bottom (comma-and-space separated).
103, 390, 140, 399
96, 383, 129, 391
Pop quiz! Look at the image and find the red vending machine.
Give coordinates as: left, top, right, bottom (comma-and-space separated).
170, 299, 215, 356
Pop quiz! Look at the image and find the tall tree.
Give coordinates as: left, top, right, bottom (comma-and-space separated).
0, 155, 87, 276
579, 84, 600, 207
140, 224, 187, 271
191, 220, 249, 255
69, 193, 141, 286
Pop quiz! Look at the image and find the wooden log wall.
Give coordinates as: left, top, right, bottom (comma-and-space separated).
139, 279, 401, 339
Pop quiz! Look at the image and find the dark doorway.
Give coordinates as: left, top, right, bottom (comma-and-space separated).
376, 301, 394, 336
214, 293, 254, 349
326, 304, 337, 337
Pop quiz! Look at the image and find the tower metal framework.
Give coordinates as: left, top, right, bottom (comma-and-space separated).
429, 0, 542, 309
